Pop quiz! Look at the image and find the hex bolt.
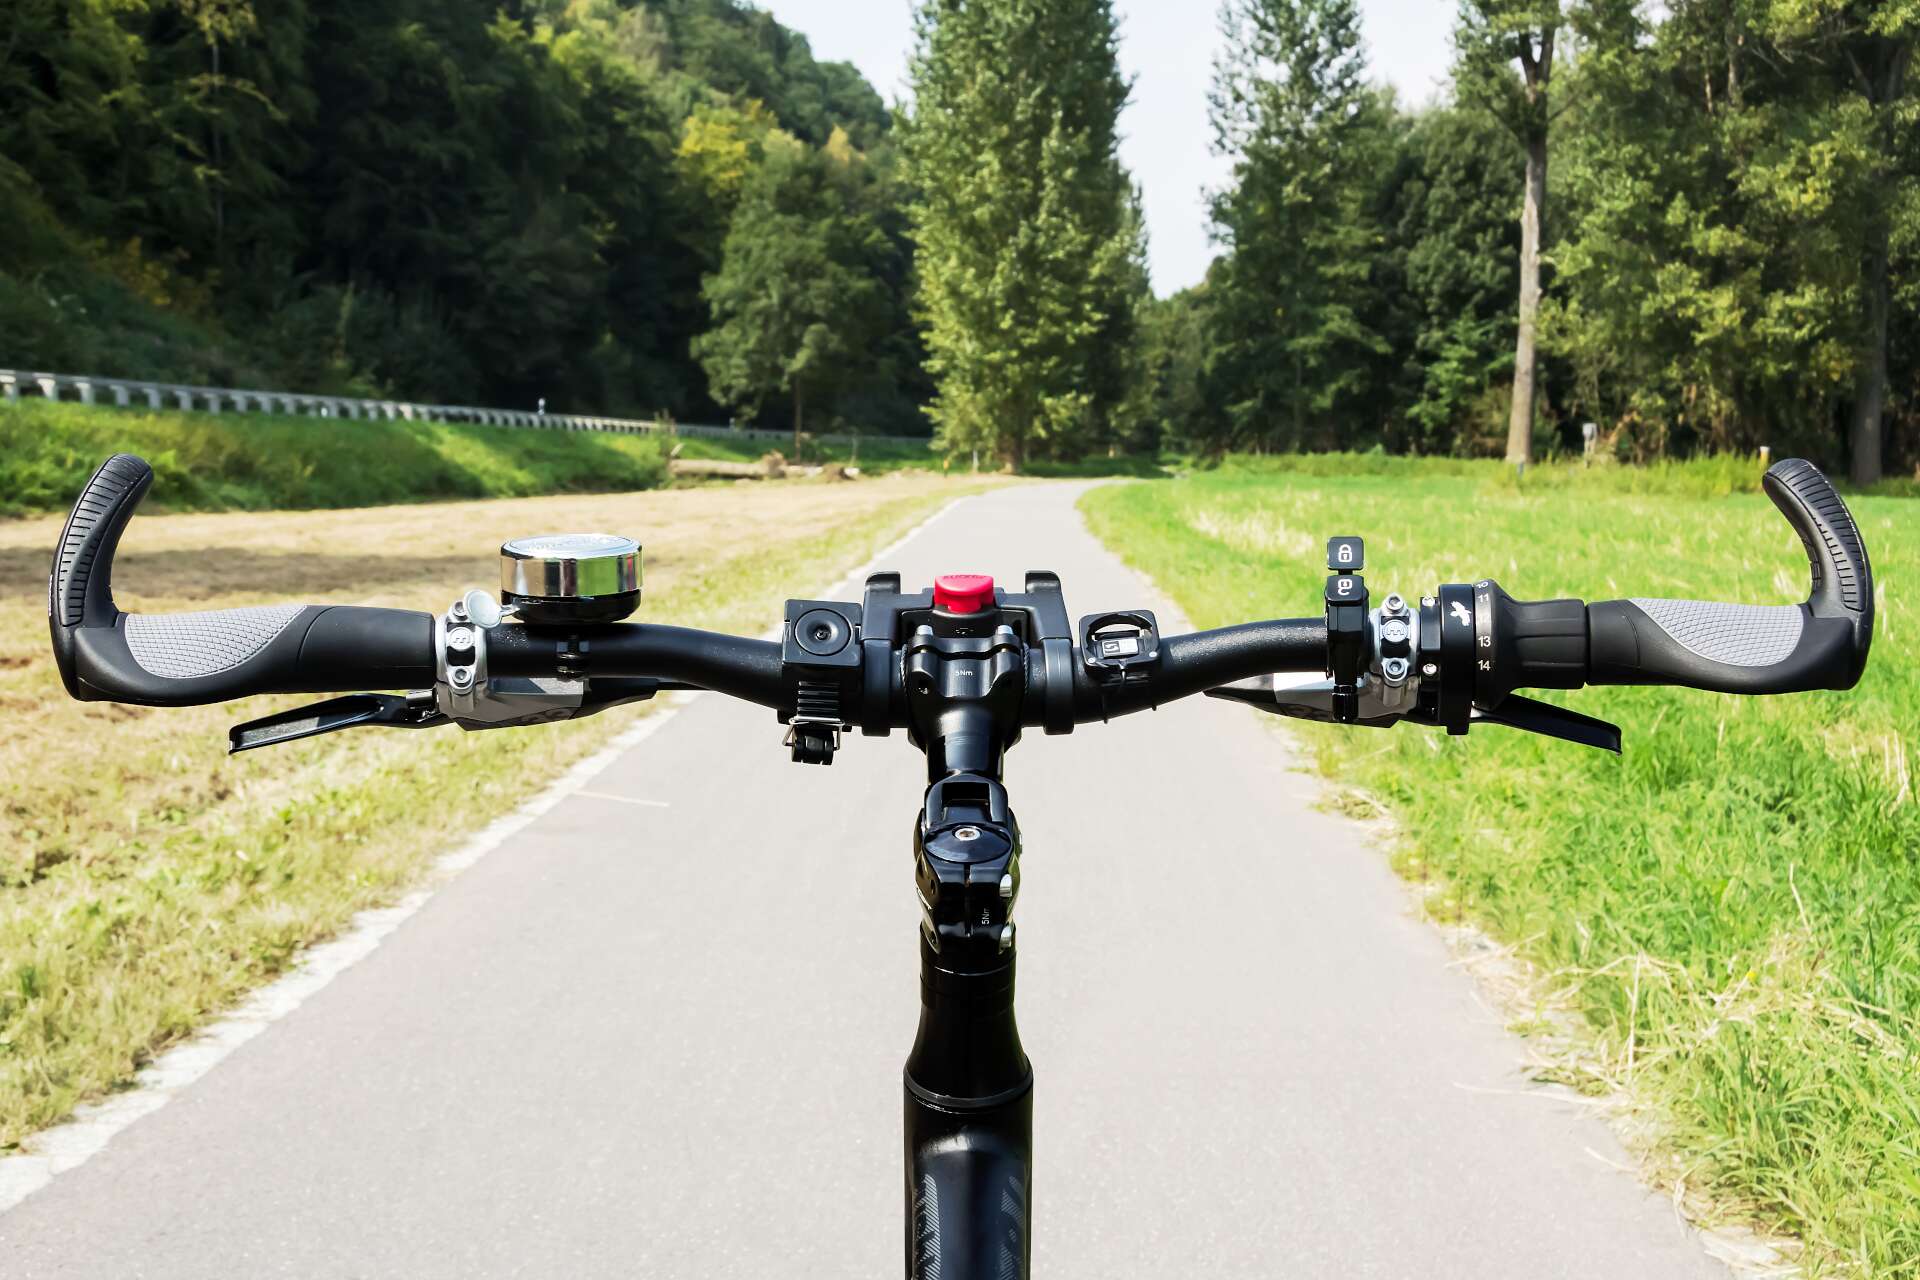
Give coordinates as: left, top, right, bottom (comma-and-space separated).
1384, 658, 1409, 681
954, 825, 981, 843
449, 666, 474, 689
1421, 662, 1439, 677
1384, 593, 1405, 614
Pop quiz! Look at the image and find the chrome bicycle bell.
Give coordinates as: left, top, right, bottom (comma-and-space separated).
500, 533, 642, 624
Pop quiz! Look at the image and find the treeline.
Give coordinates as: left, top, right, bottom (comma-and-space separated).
1153, 0, 1917, 483
5, 1, 1912, 479
0, 0, 927, 433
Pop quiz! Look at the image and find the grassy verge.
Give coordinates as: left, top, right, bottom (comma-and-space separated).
1081, 464, 1916, 1275
1, 400, 677, 516
1200, 448, 1920, 499
0, 473, 995, 1147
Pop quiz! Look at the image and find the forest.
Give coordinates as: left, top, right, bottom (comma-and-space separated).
1, 0, 1914, 481
1, 0, 929, 433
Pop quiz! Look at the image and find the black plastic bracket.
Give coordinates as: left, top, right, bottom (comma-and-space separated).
1078, 610, 1161, 692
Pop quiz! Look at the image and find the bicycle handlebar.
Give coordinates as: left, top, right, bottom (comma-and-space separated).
49, 455, 435, 705
1583, 458, 1874, 693
48, 454, 1875, 751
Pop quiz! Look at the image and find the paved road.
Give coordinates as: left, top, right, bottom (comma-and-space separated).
0, 483, 1725, 1278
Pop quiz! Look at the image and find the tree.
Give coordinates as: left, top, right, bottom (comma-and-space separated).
903, 0, 1143, 469
1204, 0, 1393, 453
1544, 0, 1909, 470
693, 133, 890, 452
1377, 106, 1523, 454
1456, 0, 1567, 464
1128, 287, 1210, 454
1767, 0, 1915, 482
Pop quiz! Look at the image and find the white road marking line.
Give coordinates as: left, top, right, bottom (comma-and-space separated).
0, 489, 977, 1218
572, 790, 671, 807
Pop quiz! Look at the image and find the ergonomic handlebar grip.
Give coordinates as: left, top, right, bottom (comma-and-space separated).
1586, 458, 1874, 694
49, 454, 436, 706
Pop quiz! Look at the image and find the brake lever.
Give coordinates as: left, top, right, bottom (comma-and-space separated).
1207, 678, 1623, 753
1468, 695, 1621, 753
1205, 676, 1410, 728
229, 691, 445, 753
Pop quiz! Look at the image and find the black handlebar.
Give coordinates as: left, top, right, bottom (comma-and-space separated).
49, 454, 435, 704
47, 453, 1876, 737
1582, 458, 1874, 694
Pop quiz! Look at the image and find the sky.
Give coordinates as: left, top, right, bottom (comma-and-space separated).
756, 1, 1457, 297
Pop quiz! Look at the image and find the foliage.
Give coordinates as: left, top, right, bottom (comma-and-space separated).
1454, 0, 1566, 464
0, 0, 926, 432
1084, 461, 1918, 1275
903, 0, 1145, 470
1192, 0, 1919, 477
1374, 107, 1523, 453
693, 132, 892, 446
1201, 0, 1393, 454
1543, 0, 1908, 475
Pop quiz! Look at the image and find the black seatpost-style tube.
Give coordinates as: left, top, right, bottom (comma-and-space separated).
902, 593, 1034, 1280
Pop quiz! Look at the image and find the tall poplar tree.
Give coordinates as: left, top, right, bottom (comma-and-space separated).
903, 0, 1142, 469
1204, 0, 1392, 452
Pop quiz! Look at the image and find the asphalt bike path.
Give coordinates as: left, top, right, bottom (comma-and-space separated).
0, 482, 1727, 1278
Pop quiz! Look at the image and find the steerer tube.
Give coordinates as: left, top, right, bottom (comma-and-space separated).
905, 765, 1032, 1279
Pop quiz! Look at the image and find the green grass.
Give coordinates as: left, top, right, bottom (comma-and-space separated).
0, 400, 673, 515
1203, 448, 1920, 499
1081, 461, 1918, 1276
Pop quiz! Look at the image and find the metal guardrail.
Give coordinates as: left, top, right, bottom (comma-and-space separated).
0, 367, 931, 450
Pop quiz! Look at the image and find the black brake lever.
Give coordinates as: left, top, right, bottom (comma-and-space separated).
1209, 678, 1621, 753
1469, 695, 1621, 753
229, 692, 445, 753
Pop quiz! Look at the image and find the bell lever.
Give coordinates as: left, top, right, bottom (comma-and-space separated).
229, 691, 444, 754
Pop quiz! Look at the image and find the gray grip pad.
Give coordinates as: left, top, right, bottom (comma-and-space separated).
1628, 599, 1803, 668
125, 605, 306, 679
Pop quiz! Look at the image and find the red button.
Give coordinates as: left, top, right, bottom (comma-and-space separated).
933, 574, 995, 613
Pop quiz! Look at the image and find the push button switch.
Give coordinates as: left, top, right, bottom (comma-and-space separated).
933, 574, 995, 613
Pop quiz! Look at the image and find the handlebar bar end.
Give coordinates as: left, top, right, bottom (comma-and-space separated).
49, 453, 154, 700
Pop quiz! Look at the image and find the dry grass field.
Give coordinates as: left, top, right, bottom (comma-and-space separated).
0, 471, 995, 1146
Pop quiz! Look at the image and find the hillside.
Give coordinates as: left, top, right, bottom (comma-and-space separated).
0, 0, 925, 433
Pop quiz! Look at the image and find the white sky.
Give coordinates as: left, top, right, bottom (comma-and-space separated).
757, 0, 1456, 296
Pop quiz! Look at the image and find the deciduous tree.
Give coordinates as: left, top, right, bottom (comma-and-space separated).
1456, 0, 1567, 464
904, 0, 1142, 469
